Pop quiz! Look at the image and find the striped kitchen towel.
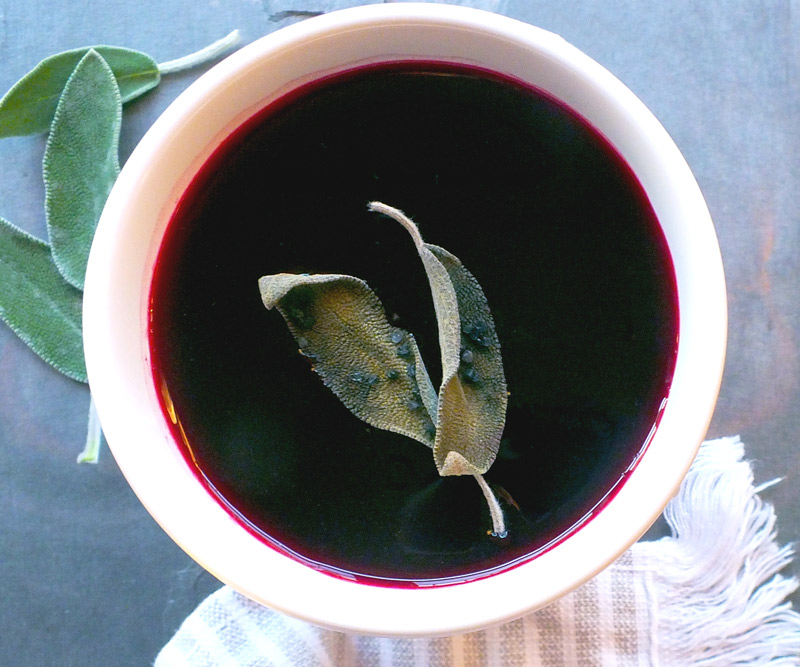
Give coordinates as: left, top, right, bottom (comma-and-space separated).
155, 437, 800, 666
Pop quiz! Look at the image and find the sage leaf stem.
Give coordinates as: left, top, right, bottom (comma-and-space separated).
0, 216, 86, 382
157, 30, 241, 74
43, 49, 122, 289
76, 395, 102, 464
473, 473, 507, 538
368, 201, 462, 386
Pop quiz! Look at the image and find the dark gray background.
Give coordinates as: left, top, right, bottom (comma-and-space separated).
1, 1, 798, 664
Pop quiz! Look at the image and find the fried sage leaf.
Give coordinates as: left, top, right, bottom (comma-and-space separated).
428, 243, 507, 475
43, 49, 122, 289
258, 273, 438, 447
368, 202, 507, 476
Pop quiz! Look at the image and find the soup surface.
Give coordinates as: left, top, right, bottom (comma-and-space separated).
149, 61, 678, 585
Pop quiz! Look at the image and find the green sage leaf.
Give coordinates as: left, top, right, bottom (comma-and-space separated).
0, 216, 86, 383
43, 49, 122, 289
369, 202, 507, 476
0, 46, 158, 138
259, 273, 438, 447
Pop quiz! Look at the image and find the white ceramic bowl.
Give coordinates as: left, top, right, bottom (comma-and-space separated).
83, 3, 726, 636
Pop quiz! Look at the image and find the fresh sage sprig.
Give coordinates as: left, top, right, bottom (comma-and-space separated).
0, 30, 241, 462
259, 202, 509, 538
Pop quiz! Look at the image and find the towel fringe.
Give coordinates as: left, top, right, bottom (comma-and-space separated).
643, 436, 800, 666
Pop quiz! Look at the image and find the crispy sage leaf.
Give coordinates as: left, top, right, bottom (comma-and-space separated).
43, 49, 122, 289
369, 202, 507, 476
0, 46, 158, 138
428, 243, 507, 476
259, 273, 438, 447
0, 216, 86, 382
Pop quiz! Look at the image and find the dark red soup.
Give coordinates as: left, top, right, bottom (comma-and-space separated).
149, 61, 678, 586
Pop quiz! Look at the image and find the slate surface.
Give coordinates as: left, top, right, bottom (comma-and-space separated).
1, 1, 798, 664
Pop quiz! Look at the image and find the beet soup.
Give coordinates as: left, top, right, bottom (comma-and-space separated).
148, 61, 678, 586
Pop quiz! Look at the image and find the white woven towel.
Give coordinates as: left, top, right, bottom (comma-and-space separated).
155, 437, 800, 666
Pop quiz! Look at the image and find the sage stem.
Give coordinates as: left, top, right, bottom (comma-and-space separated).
77, 394, 102, 464
473, 473, 507, 538
158, 30, 241, 75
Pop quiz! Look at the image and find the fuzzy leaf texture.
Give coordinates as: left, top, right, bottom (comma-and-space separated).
0, 217, 86, 382
43, 49, 122, 289
0, 46, 158, 138
368, 202, 507, 476
259, 273, 439, 447
427, 243, 508, 475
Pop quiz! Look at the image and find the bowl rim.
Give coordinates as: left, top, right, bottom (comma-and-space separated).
83, 2, 726, 636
